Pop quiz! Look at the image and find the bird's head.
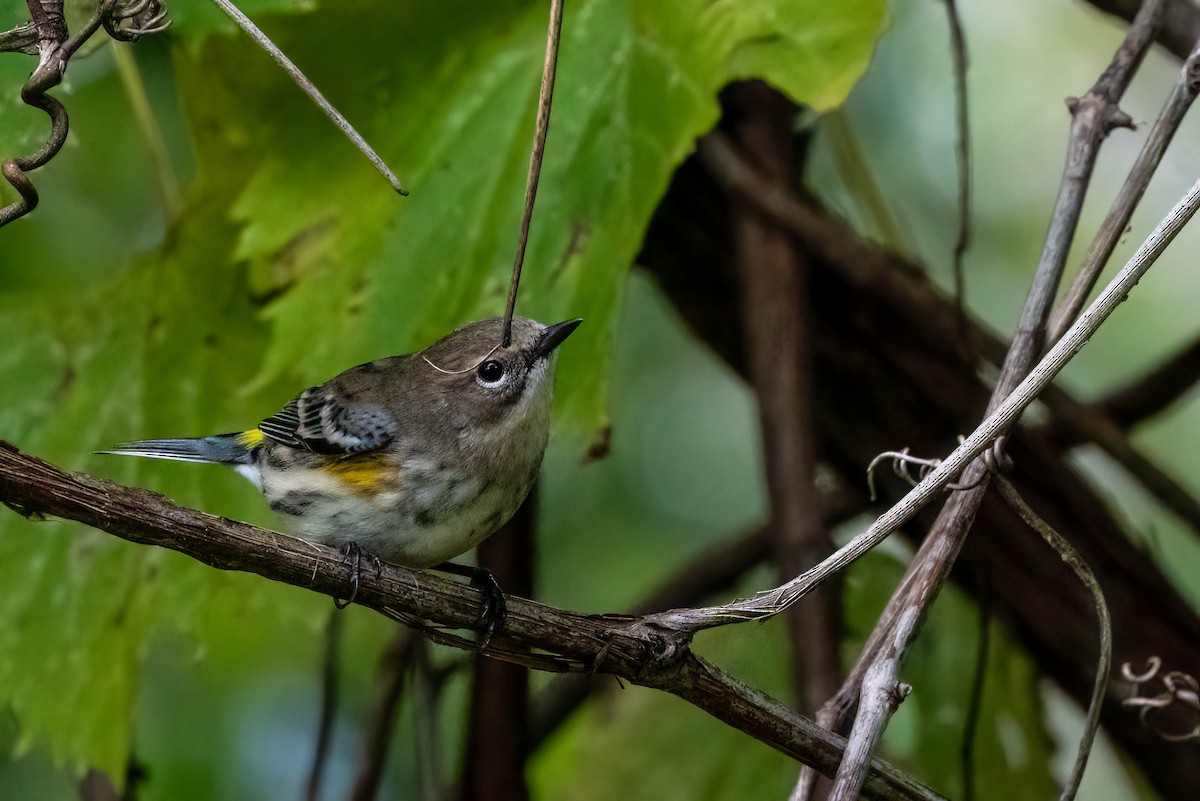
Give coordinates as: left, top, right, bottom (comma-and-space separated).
419, 316, 581, 430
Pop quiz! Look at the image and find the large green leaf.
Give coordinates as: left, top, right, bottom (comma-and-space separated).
0, 0, 885, 776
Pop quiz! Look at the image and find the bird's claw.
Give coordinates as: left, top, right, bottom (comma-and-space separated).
333, 542, 382, 609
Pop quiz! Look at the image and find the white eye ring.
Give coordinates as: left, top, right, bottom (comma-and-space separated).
476, 359, 507, 387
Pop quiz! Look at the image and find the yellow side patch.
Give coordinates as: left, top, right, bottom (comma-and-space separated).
237, 429, 265, 448
325, 454, 391, 494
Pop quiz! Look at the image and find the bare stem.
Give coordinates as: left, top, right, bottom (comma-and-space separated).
995, 478, 1111, 801
943, 0, 972, 322
501, 0, 564, 347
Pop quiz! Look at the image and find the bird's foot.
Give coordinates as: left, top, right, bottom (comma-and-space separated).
334, 542, 383, 609
433, 561, 507, 647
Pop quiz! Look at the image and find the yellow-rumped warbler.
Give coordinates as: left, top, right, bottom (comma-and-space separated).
103, 316, 580, 624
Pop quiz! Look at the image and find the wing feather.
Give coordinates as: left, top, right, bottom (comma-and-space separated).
258, 386, 395, 454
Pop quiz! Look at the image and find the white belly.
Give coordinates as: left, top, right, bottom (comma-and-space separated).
255, 457, 527, 568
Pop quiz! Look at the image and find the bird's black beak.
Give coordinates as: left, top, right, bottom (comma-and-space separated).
535, 318, 582, 359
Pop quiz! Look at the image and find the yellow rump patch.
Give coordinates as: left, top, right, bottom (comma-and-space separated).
237, 429, 265, 448
325, 454, 391, 494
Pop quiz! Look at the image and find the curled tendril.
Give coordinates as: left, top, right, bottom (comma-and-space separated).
1121, 657, 1200, 742
1, 0, 171, 228
865, 436, 1010, 501
104, 0, 171, 41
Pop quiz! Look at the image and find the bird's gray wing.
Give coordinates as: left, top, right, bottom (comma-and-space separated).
258, 384, 396, 455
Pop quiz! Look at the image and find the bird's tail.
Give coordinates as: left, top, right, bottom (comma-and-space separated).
99, 430, 262, 465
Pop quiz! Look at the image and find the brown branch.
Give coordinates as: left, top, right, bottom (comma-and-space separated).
722, 80, 839, 801
0, 442, 945, 801
0, 20, 39, 54
944, 0, 973, 325
1097, 331, 1200, 426
723, 81, 841, 724
460, 499, 534, 801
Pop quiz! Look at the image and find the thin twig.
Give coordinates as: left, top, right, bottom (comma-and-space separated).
207, 0, 407, 196
501, 0, 564, 347
1048, 33, 1200, 344
943, 0, 972, 326
995, 477, 1111, 801
828, 611, 917, 801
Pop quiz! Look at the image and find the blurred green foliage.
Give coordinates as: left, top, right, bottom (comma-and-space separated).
2, 0, 1198, 799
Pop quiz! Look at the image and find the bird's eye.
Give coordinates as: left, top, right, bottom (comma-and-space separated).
477, 360, 506, 385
